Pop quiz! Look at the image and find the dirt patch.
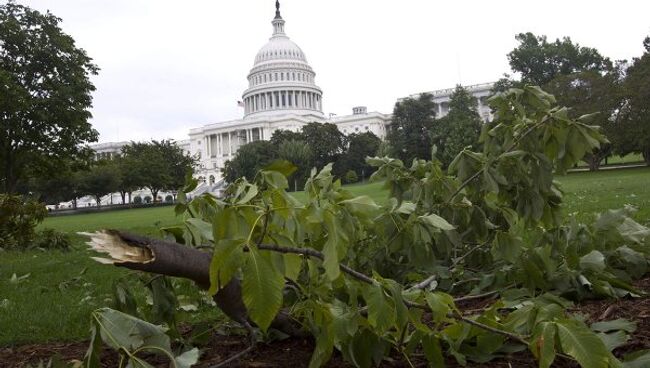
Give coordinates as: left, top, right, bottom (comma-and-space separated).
2, 279, 649, 368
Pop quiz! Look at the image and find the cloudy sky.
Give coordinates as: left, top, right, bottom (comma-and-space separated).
24, 0, 650, 143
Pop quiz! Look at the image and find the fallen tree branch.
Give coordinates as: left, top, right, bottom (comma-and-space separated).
82, 231, 529, 351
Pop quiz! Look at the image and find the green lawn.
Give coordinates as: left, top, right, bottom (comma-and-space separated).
1, 167, 649, 346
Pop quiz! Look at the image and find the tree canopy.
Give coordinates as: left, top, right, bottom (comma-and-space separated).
121, 140, 196, 202
0, 1, 98, 193
508, 32, 612, 86
386, 93, 437, 163
614, 37, 650, 164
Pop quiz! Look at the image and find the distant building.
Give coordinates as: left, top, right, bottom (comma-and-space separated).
90, 1, 494, 190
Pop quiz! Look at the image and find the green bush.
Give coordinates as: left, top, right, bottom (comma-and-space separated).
144, 196, 152, 204
133, 196, 142, 204
165, 195, 173, 203
0, 195, 47, 249
33, 228, 71, 250
343, 170, 359, 184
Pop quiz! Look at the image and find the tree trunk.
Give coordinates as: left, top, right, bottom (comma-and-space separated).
95, 195, 101, 208
83, 231, 302, 335
120, 191, 126, 205
644, 149, 650, 166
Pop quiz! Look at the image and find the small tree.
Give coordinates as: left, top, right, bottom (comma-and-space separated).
78, 162, 120, 207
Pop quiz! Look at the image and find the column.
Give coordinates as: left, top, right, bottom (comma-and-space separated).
228, 132, 232, 156
437, 103, 442, 116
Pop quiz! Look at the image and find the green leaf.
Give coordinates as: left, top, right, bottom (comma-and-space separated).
530, 321, 557, 368
241, 247, 284, 332
236, 184, 258, 204
491, 231, 523, 263
186, 218, 215, 244
265, 159, 298, 177
579, 250, 606, 273
622, 350, 650, 368
91, 308, 171, 352
208, 239, 245, 295
322, 213, 342, 281
174, 348, 200, 368
591, 319, 637, 334
419, 213, 455, 231
556, 319, 610, 368
421, 333, 445, 367
284, 253, 303, 281
340, 196, 380, 216
363, 283, 395, 334
425, 292, 454, 323
598, 331, 629, 351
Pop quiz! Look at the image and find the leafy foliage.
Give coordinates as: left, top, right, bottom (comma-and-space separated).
0, 1, 98, 194
386, 93, 437, 163
84, 308, 199, 368
508, 32, 612, 86
96, 86, 650, 367
121, 140, 196, 202
0, 194, 47, 249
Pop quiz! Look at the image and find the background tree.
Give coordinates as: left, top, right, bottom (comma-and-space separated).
270, 129, 303, 147
119, 140, 194, 202
221, 141, 277, 183
156, 140, 196, 199
614, 37, 650, 165
545, 69, 625, 170
508, 32, 612, 86
78, 162, 120, 207
0, 2, 98, 193
276, 139, 312, 191
431, 86, 483, 168
29, 159, 88, 208
504, 32, 618, 170
300, 122, 347, 173
342, 132, 381, 179
386, 93, 437, 163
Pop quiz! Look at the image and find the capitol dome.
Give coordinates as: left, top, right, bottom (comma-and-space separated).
242, 1, 323, 119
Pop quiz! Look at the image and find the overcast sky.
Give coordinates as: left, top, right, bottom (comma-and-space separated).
23, 0, 650, 143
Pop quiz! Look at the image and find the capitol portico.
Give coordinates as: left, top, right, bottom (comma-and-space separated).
91, 1, 496, 191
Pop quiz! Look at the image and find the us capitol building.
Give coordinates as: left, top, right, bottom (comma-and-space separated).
92, 1, 495, 195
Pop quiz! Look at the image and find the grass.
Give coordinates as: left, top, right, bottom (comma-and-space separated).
1, 167, 649, 346
577, 153, 645, 167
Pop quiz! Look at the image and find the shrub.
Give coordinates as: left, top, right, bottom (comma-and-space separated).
343, 170, 359, 184
0, 195, 47, 250
33, 228, 71, 250
133, 196, 142, 204
165, 195, 173, 203
144, 196, 152, 204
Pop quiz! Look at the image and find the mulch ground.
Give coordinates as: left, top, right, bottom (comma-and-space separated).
2, 278, 649, 368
